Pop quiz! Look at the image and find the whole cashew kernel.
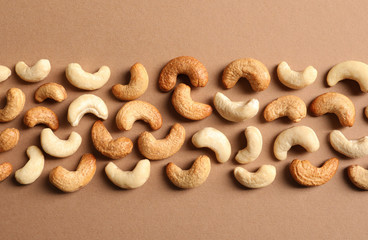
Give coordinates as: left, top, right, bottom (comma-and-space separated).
34, 82, 67, 103
0, 162, 12, 182
15, 59, 51, 82
23, 106, 59, 131
329, 130, 368, 158
0, 65, 11, 82
0, 88, 26, 122
0, 128, 20, 153
235, 126, 262, 164
277, 61, 317, 89
15, 146, 44, 185
234, 165, 276, 188
347, 165, 368, 190
264, 95, 306, 122
66, 63, 110, 90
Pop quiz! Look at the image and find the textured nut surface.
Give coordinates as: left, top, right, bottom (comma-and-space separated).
91, 120, 133, 159
66, 63, 110, 90
23, 106, 59, 131
347, 165, 368, 190
15, 59, 51, 82
309, 92, 355, 127
105, 159, 150, 189
15, 146, 44, 185
34, 82, 67, 103
289, 158, 339, 186
116, 100, 162, 131
159, 56, 208, 92
166, 155, 211, 189
235, 126, 262, 164
49, 153, 96, 193
0, 65, 11, 82
112, 63, 149, 101
0, 88, 26, 122
138, 123, 185, 160
0, 128, 20, 153
171, 83, 212, 120
234, 165, 276, 188
0, 162, 12, 182
222, 58, 270, 91
264, 95, 306, 122
277, 61, 317, 89
330, 130, 368, 158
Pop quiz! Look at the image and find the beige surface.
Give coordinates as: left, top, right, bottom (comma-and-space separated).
0, 1, 368, 239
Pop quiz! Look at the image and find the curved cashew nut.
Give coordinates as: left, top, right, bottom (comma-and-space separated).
0, 88, 26, 122
112, 63, 149, 101
289, 158, 339, 186
40, 128, 82, 158
213, 92, 259, 122
348, 165, 368, 190
234, 165, 276, 188
23, 106, 59, 131
15, 146, 44, 185
0, 128, 19, 153
66, 63, 110, 90
91, 120, 133, 159
138, 123, 185, 160
264, 95, 306, 122
116, 100, 162, 131
222, 58, 270, 91
329, 130, 368, 158
49, 153, 96, 192
309, 92, 355, 127
159, 56, 208, 92
277, 61, 317, 89
171, 83, 212, 120
166, 155, 211, 189
67, 94, 108, 127
34, 82, 67, 103
192, 127, 231, 163
105, 159, 150, 189
0, 65, 11, 82
274, 126, 320, 161
235, 126, 262, 164
0, 162, 12, 182
15, 59, 51, 82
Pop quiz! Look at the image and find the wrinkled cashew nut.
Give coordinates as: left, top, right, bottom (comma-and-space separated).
15, 146, 44, 185
274, 126, 320, 161
277, 61, 317, 89
329, 130, 368, 158
0, 65, 11, 82
0, 128, 19, 153
348, 165, 368, 190
66, 63, 110, 90
15, 59, 51, 82
0, 88, 26, 122
41, 128, 82, 158
34, 82, 67, 103
264, 95, 306, 122
23, 106, 59, 131
235, 126, 262, 164
234, 165, 276, 188
105, 159, 150, 189
0, 162, 12, 182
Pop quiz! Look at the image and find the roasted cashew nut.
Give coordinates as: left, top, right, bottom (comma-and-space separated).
15, 146, 44, 185
66, 63, 110, 90
23, 106, 59, 131
277, 61, 317, 89
0, 88, 26, 122
34, 82, 67, 103
264, 95, 306, 123
0, 65, 11, 82
234, 165, 276, 188
347, 165, 368, 190
0, 162, 12, 182
0, 128, 20, 153
15, 59, 51, 82
329, 130, 368, 158
235, 126, 262, 164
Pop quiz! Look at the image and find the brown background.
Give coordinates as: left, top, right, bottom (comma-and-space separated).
0, 1, 368, 239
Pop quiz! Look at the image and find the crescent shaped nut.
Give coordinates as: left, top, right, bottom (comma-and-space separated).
347, 165, 368, 190
329, 130, 368, 158
234, 165, 276, 188
0, 162, 12, 182
34, 82, 67, 103
23, 106, 59, 131
15, 59, 51, 82
0, 88, 26, 122
277, 61, 317, 89
15, 146, 44, 185
0, 65, 11, 82
66, 63, 110, 90
235, 126, 262, 164
0, 128, 20, 153
264, 95, 306, 123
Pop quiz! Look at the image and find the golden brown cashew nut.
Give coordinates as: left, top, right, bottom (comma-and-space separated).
264, 95, 306, 122
23, 106, 59, 131
0, 162, 12, 182
0, 65, 11, 82
347, 165, 368, 190
15, 59, 51, 82
309, 92, 355, 127
0, 128, 20, 153
0, 88, 26, 122
112, 63, 149, 101
234, 165, 276, 188
34, 82, 67, 103
222, 58, 270, 91
277, 61, 317, 89
66, 63, 110, 90
159, 56, 208, 92
235, 126, 262, 164
15, 146, 44, 185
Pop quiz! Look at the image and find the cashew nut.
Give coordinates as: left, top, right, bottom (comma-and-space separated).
67, 94, 108, 127
105, 159, 150, 189
277, 61, 317, 89
329, 130, 368, 158
0, 88, 26, 122
0, 128, 20, 153
0, 65, 11, 82
15, 59, 51, 82
192, 127, 231, 163
274, 126, 320, 161
159, 56, 208, 92
34, 82, 67, 103
222, 58, 270, 91
40, 128, 82, 158
115, 100, 162, 131
15, 146, 44, 185
309, 92, 355, 127
91, 120, 133, 159
23, 106, 59, 131
49, 153, 96, 192
213, 92, 259, 122
347, 165, 368, 190
138, 123, 185, 160
235, 126, 262, 164
66, 63, 110, 90
0, 162, 12, 182
289, 158, 339, 186
171, 83, 212, 120
112, 63, 149, 101
166, 155, 211, 189
234, 165, 276, 188
264, 95, 306, 122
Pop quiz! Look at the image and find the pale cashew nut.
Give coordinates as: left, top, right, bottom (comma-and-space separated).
309, 92, 355, 127
235, 126, 262, 164
264, 95, 306, 122
159, 56, 208, 92
192, 127, 231, 163
67, 94, 108, 127
15, 59, 51, 82
0, 128, 20, 153
105, 159, 150, 189
0, 88, 26, 122
34, 82, 67, 103
329, 130, 368, 158
347, 165, 368, 190
0, 162, 12, 182
23, 106, 59, 131
66, 63, 110, 90
213, 92, 259, 122
166, 155, 211, 189
171, 83, 212, 120
15, 146, 44, 185
277, 61, 317, 89
274, 126, 320, 161
0, 65, 11, 82
40, 128, 82, 158
289, 158, 339, 186
234, 165, 276, 188
112, 63, 149, 101
138, 123, 185, 160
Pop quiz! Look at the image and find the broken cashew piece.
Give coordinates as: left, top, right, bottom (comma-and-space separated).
40, 128, 82, 158
166, 155, 211, 189
309, 92, 355, 127
23, 106, 59, 131
192, 127, 231, 163
329, 130, 368, 158
234, 165, 276, 188
49, 153, 96, 193
277, 61, 317, 89
34, 82, 67, 103
235, 126, 262, 164
0, 128, 20, 153
0, 65, 11, 82
15, 146, 44, 185
347, 165, 368, 190
0, 88, 26, 122
66, 63, 110, 90
289, 158, 339, 186
274, 126, 320, 161
0, 162, 12, 182
112, 63, 149, 101
264, 95, 306, 122
15, 59, 51, 82
213, 92, 259, 122
105, 159, 150, 189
